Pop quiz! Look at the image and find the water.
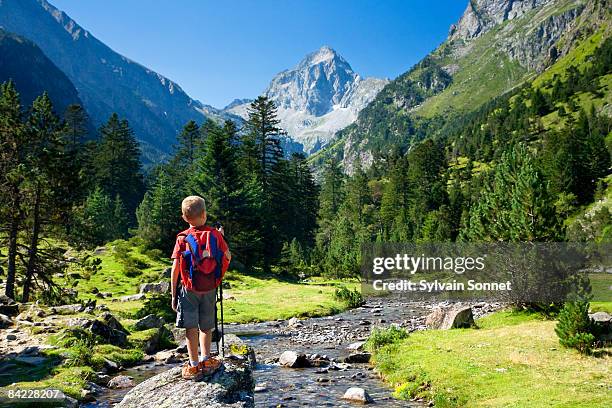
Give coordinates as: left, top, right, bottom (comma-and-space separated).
83, 299, 430, 407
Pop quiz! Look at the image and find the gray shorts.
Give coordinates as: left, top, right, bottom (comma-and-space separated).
175, 286, 216, 330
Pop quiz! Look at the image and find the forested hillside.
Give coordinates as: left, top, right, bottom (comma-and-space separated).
311, 0, 610, 173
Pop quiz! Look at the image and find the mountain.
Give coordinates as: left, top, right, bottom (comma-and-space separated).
225, 46, 388, 154
314, 0, 610, 172
0, 0, 233, 161
0, 28, 83, 115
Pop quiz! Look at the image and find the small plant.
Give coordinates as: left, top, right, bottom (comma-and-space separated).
63, 340, 93, 367
555, 301, 595, 354
333, 285, 364, 308
365, 325, 409, 351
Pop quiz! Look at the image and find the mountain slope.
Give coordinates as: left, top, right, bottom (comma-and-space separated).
0, 0, 232, 160
225, 46, 388, 154
317, 0, 609, 173
0, 28, 83, 115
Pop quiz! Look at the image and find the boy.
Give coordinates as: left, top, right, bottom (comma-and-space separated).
171, 195, 231, 380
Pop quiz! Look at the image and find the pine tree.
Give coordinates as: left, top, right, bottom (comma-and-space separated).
555, 300, 595, 354
93, 113, 144, 220
21, 93, 65, 301
0, 81, 25, 299
136, 171, 182, 250
171, 120, 201, 172
77, 186, 115, 246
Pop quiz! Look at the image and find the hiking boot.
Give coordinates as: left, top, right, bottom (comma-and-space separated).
198, 357, 222, 375
181, 362, 202, 380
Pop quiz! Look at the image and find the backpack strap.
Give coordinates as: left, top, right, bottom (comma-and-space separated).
208, 232, 223, 280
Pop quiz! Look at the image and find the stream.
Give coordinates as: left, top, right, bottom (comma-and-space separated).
84, 299, 454, 407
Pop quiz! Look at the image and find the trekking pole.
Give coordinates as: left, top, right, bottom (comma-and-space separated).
214, 285, 220, 356
219, 283, 225, 358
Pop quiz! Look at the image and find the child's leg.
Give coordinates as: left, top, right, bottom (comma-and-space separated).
199, 329, 212, 360
185, 328, 200, 365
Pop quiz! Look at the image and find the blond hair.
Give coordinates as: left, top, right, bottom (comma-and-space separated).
181, 196, 206, 219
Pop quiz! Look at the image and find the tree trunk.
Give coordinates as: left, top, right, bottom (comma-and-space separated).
22, 185, 41, 303
5, 185, 20, 300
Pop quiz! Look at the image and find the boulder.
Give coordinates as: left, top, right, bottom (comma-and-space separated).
287, 317, 303, 327
51, 304, 84, 315
343, 352, 371, 364
139, 282, 170, 294
589, 311, 612, 324
0, 295, 19, 316
108, 375, 135, 389
116, 360, 254, 408
426, 306, 474, 330
153, 350, 182, 364
342, 387, 374, 404
135, 314, 165, 330
278, 351, 309, 368
0, 313, 12, 329
129, 326, 172, 354
67, 315, 128, 347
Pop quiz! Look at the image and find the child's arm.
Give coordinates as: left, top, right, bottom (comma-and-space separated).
170, 258, 180, 311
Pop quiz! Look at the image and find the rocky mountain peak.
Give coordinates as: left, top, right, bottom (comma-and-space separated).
449, 0, 555, 41
265, 45, 359, 116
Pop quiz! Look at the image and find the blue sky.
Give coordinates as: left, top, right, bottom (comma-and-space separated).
52, 0, 467, 109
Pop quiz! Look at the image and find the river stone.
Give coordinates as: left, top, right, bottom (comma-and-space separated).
139, 282, 170, 294
342, 387, 374, 404
343, 352, 371, 364
52, 304, 84, 315
278, 351, 309, 368
346, 341, 366, 351
108, 375, 134, 389
135, 314, 165, 330
116, 360, 254, 408
426, 306, 474, 330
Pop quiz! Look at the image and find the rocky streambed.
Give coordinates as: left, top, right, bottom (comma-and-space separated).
81, 298, 501, 407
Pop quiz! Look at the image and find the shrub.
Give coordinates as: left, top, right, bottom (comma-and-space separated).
366, 325, 409, 351
135, 292, 175, 323
333, 285, 364, 308
555, 300, 595, 354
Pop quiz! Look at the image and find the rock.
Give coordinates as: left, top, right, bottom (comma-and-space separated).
254, 383, 268, 393
0, 313, 12, 328
139, 282, 170, 294
6, 334, 17, 341
222, 292, 235, 300
278, 351, 309, 368
108, 375, 134, 389
135, 314, 165, 330
116, 360, 254, 408
103, 358, 120, 374
154, 350, 181, 364
426, 306, 474, 330
100, 312, 126, 332
130, 326, 172, 354
51, 304, 84, 315
14, 356, 48, 365
171, 327, 186, 346
347, 341, 366, 351
67, 316, 128, 347
93, 373, 112, 386
589, 311, 612, 324
222, 281, 231, 289
0, 295, 19, 316
287, 317, 302, 327
119, 294, 146, 302
342, 387, 374, 404
343, 352, 371, 364
64, 395, 79, 408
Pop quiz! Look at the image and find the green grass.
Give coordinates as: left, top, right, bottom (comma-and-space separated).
372, 310, 611, 407
221, 274, 355, 323
1, 366, 95, 400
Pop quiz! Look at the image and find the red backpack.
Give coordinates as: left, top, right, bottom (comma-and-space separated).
176, 227, 228, 292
